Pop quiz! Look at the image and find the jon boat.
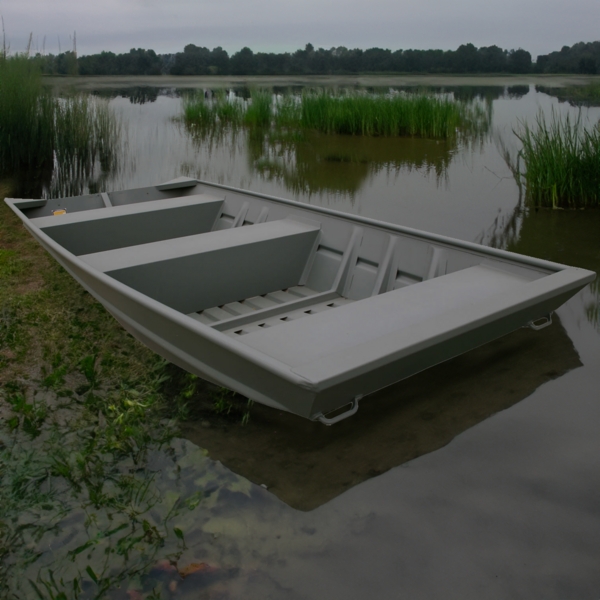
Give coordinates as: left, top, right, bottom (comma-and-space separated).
6, 178, 595, 424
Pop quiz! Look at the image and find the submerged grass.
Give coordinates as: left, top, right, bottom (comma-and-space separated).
183, 89, 489, 140
0, 180, 256, 597
515, 110, 600, 209
0, 190, 197, 597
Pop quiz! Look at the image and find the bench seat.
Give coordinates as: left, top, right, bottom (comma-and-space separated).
239, 264, 535, 368
32, 193, 224, 255
80, 217, 321, 313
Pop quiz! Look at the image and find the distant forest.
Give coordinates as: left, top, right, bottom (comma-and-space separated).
36, 41, 600, 77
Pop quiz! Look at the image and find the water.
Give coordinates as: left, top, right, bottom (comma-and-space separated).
8, 79, 600, 598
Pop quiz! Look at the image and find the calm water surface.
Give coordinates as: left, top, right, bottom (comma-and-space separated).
15, 82, 600, 598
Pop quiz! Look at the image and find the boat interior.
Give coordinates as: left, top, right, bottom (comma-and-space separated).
21, 182, 551, 369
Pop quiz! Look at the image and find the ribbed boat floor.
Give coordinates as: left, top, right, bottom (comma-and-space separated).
188, 286, 354, 337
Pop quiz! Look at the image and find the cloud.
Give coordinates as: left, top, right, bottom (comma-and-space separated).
0, 0, 597, 57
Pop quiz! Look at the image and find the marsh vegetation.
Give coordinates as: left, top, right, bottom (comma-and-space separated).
0, 55, 120, 196
515, 111, 600, 209
2, 76, 600, 597
0, 193, 260, 598
183, 89, 490, 140
536, 82, 600, 106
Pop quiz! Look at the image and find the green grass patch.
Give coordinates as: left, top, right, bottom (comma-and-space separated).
515, 111, 600, 209
0, 187, 257, 597
243, 89, 272, 127
182, 89, 244, 128
0, 196, 191, 597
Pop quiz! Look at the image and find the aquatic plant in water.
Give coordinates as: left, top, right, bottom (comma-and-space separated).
183, 89, 489, 141
537, 82, 600, 107
0, 55, 55, 171
0, 55, 120, 192
243, 89, 272, 127
291, 91, 488, 139
515, 110, 600, 209
0, 192, 268, 598
182, 89, 244, 129
53, 94, 121, 184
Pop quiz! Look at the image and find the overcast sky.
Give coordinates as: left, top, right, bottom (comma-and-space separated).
1, 0, 597, 59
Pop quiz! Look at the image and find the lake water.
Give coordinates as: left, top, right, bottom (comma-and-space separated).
12, 78, 600, 598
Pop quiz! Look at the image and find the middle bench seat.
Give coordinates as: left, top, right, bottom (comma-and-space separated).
80, 217, 321, 314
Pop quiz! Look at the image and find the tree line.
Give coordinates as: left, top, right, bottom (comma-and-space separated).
34, 41, 600, 77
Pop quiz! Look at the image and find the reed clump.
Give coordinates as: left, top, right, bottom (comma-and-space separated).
0, 55, 55, 170
182, 90, 244, 128
515, 111, 600, 209
183, 89, 488, 140
289, 92, 487, 139
0, 55, 120, 178
54, 94, 121, 180
244, 89, 272, 127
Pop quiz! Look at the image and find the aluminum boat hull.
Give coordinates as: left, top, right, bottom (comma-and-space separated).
6, 178, 595, 423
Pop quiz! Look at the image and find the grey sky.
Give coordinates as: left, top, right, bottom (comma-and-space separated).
1, 0, 598, 59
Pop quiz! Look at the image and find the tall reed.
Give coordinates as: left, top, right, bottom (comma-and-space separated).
54, 95, 120, 180
244, 89, 272, 127
0, 55, 120, 184
515, 111, 600, 209
289, 92, 488, 139
0, 55, 55, 170
182, 89, 244, 128
183, 89, 489, 141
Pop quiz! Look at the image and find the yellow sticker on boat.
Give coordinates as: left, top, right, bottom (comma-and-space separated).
52, 209, 67, 216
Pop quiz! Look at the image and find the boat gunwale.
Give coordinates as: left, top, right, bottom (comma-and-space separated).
7, 180, 585, 275
194, 179, 582, 276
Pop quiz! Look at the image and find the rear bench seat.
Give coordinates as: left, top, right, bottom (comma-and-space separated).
239, 264, 536, 369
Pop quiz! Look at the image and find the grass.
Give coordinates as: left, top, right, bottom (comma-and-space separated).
515, 110, 600, 209
243, 89, 272, 127
54, 95, 121, 180
0, 188, 178, 594
0, 55, 55, 172
0, 187, 249, 598
182, 89, 244, 129
183, 89, 490, 140
0, 178, 258, 597
292, 92, 487, 138
0, 55, 120, 192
